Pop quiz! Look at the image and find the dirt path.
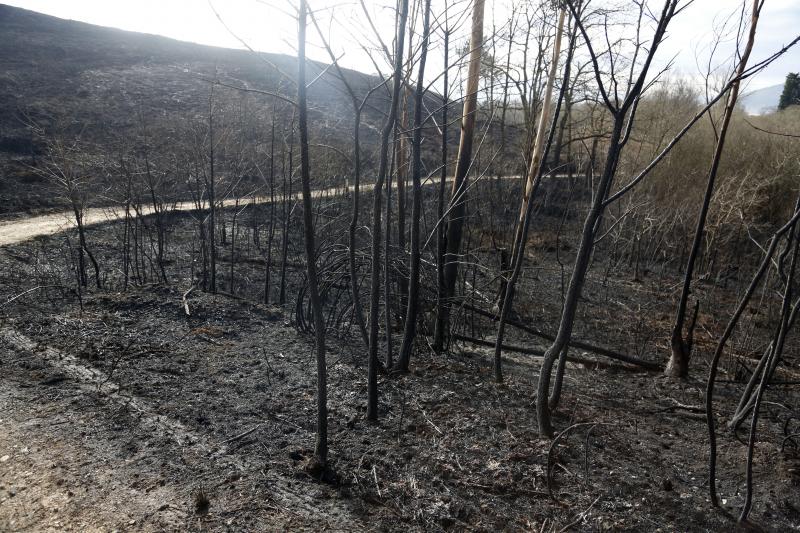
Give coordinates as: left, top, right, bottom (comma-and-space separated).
0, 372, 189, 532
0, 173, 552, 247
0, 192, 319, 247
0, 324, 363, 532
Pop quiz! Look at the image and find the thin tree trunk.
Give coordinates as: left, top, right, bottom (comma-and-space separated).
296, 0, 327, 466
265, 108, 277, 304
433, 0, 485, 351
123, 186, 131, 290
208, 89, 217, 294
397, 85, 410, 313
434, 19, 450, 353
349, 107, 370, 348
385, 127, 397, 369
494, 7, 568, 383
279, 114, 296, 305
367, 0, 409, 421
397, 0, 432, 372
230, 198, 238, 294
667, 0, 760, 378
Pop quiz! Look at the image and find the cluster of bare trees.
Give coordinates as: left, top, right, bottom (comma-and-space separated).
22, 0, 800, 522
272, 1, 800, 520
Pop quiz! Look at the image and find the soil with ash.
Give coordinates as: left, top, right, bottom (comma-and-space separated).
1, 283, 798, 532
1, 200, 799, 531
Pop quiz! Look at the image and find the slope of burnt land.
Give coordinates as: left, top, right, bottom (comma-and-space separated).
0, 3, 379, 134
1, 204, 798, 531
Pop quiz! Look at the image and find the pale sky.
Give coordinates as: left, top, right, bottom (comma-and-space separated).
3, 0, 799, 90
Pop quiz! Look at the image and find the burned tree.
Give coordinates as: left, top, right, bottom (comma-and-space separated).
297, 0, 327, 465
536, 0, 681, 437
396, 0, 432, 373
433, 0, 486, 351
367, 0, 410, 421
667, 0, 762, 378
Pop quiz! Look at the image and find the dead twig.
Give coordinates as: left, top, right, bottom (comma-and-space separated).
223, 424, 263, 444
557, 495, 602, 532
0, 285, 64, 310
652, 398, 705, 414
548, 422, 613, 499
182, 284, 197, 316
421, 410, 443, 435
372, 465, 382, 498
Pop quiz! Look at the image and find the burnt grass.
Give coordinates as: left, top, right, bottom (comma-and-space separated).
1, 180, 799, 532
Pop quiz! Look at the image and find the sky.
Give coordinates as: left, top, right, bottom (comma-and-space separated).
3, 0, 799, 91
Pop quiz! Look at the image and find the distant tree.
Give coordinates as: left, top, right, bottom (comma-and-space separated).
31, 129, 101, 290
778, 72, 800, 110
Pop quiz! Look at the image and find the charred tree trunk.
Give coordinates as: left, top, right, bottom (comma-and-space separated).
385, 128, 396, 369
667, 0, 760, 378
367, 0, 409, 421
279, 114, 296, 306
536, 0, 678, 437
265, 107, 277, 304
397, 0, 432, 373
207, 89, 218, 294
435, 19, 450, 354
350, 107, 369, 348
433, 0, 485, 351
296, 0, 327, 465
494, 7, 568, 383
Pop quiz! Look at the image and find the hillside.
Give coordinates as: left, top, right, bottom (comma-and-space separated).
0, 4, 387, 212
0, 3, 381, 129
740, 83, 782, 115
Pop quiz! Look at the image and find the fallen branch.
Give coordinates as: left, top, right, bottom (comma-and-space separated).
454, 333, 544, 356
450, 478, 549, 497
454, 334, 632, 370
0, 285, 64, 310
223, 424, 263, 444
182, 285, 196, 316
652, 399, 705, 414
463, 303, 661, 371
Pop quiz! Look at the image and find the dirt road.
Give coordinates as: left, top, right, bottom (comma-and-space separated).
0, 173, 552, 247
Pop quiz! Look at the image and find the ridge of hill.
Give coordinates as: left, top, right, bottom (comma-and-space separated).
0, 3, 380, 124
740, 83, 782, 115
